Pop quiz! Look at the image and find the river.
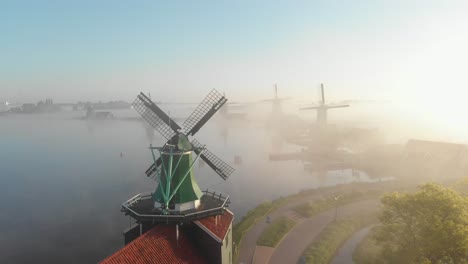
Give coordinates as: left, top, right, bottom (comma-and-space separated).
0, 109, 379, 263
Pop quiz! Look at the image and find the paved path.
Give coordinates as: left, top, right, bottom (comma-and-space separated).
237, 188, 339, 263
252, 246, 274, 264
237, 183, 386, 264
269, 200, 378, 264
331, 226, 372, 264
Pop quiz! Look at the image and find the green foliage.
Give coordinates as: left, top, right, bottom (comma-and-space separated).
232, 183, 392, 263
257, 216, 296, 247
302, 215, 377, 264
454, 177, 468, 195
294, 189, 381, 217
233, 201, 273, 247
232, 197, 289, 262
353, 230, 385, 264
373, 183, 468, 264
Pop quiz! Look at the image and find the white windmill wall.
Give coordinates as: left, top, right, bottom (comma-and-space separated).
175, 199, 200, 211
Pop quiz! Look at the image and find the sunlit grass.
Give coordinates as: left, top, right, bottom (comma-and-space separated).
293, 190, 381, 217
257, 216, 297, 247
302, 214, 377, 264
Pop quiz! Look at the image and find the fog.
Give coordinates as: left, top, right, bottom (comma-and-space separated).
0, 95, 465, 263
2, 1, 468, 263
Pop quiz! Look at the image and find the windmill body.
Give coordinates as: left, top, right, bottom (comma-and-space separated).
264, 84, 288, 117
153, 146, 203, 211
300, 83, 349, 128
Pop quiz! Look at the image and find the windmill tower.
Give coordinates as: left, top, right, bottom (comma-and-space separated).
264, 83, 289, 116
300, 83, 349, 128
105, 90, 235, 264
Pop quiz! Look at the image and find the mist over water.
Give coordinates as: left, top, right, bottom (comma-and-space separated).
2, 98, 465, 263
0, 106, 387, 263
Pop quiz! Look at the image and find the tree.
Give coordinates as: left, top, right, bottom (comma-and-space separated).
373, 183, 468, 264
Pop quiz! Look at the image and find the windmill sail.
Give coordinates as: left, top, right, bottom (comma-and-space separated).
145, 158, 162, 180
191, 139, 234, 180
183, 89, 227, 136
133, 92, 181, 140
134, 89, 234, 182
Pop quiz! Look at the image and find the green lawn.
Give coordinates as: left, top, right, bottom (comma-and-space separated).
232, 197, 290, 263
353, 231, 383, 264
232, 183, 390, 263
257, 216, 297, 247
293, 190, 381, 218
301, 214, 377, 264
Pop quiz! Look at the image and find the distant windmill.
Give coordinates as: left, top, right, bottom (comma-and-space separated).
300, 83, 349, 127
263, 83, 290, 116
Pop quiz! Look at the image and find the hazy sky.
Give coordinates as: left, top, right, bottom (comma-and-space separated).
2, 0, 468, 111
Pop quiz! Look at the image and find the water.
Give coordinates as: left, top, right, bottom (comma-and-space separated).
0, 110, 376, 263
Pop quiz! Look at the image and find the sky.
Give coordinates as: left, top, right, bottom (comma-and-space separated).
2, 0, 468, 115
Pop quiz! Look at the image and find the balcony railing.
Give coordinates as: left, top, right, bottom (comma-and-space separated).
121, 189, 230, 223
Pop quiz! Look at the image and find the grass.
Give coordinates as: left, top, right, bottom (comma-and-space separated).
301, 214, 377, 264
293, 189, 381, 218
257, 216, 297, 247
232, 197, 287, 247
232, 182, 392, 263
353, 231, 384, 264
232, 197, 289, 263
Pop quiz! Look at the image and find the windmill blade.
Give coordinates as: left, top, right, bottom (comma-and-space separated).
328, 104, 350, 109
183, 89, 227, 136
132, 92, 181, 140
145, 157, 162, 180
263, 98, 290, 102
191, 139, 234, 180
300, 106, 320, 110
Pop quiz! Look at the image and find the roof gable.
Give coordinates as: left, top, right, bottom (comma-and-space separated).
100, 225, 206, 264
194, 210, 234, 243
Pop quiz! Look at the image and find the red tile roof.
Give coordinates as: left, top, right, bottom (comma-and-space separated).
195, 210, 234, 242
100, 225, 206, 264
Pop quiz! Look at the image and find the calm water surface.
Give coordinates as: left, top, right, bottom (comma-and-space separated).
0, 110, 375, 263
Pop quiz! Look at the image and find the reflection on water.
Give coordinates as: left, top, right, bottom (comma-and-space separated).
0, 110, 377, 263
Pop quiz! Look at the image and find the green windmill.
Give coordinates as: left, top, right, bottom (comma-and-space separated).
131, 90, 234, 215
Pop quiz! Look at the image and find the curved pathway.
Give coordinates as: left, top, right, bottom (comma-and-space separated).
237, 183, 384, 263
269, 199, 378, 264
238, 188, 340, 263
331, 226, 372, 264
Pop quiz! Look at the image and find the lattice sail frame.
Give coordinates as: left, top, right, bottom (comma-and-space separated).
192, 139, 235, 180
183, 89, 227, 136
132, 93, 180, 140
133, 89, 234, 182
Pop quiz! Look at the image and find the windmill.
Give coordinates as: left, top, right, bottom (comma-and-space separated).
300, 83, 349, 128
263, 83, 289, 116
121, 89, 234, 226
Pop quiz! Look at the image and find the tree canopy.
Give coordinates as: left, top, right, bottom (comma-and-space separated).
373, 183, 468, 264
